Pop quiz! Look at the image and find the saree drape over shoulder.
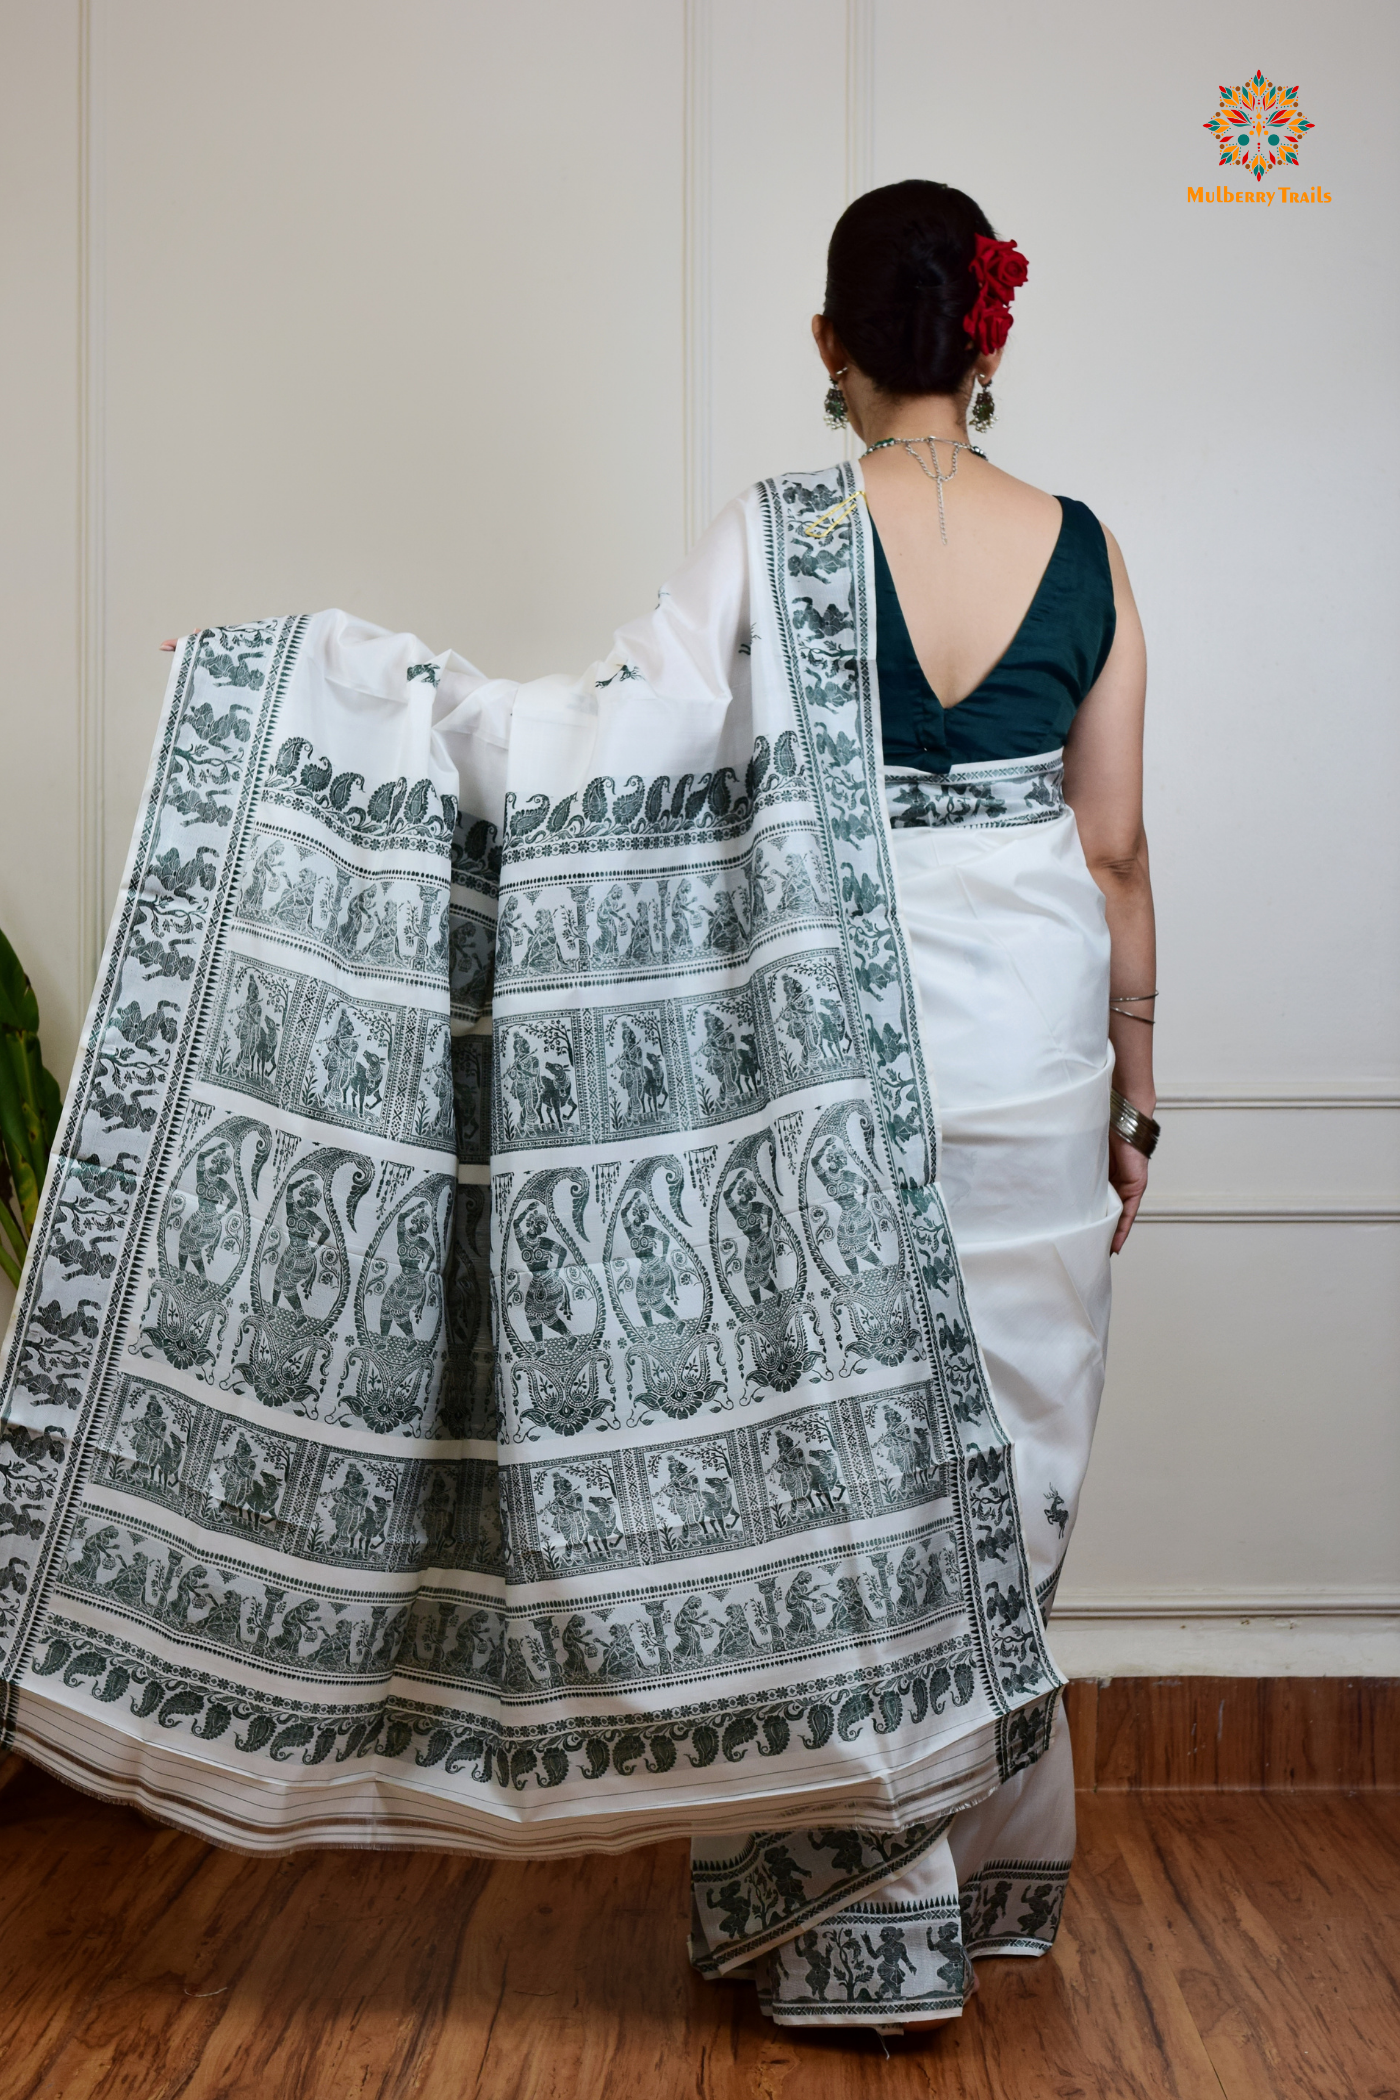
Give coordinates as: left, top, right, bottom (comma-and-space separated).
0, 465, 1116, 2027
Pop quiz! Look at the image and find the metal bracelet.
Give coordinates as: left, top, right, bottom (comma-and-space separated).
1109, 1086, 1161, 1157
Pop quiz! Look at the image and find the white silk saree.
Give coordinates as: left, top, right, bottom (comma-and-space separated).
0, 464, 1115, 2026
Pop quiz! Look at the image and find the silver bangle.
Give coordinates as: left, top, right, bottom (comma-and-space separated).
1110, 1087, 1160, 1158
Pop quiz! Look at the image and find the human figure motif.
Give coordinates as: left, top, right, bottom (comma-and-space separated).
706, 1881, 753, 1943
197, 1574, 248, 1648
502, 1636, 534, 1694
861, 1925, 916, 2000
164, 1559, 210, 1628
599, 1618, 646, 1680
625, 899, 657, 964
322, 1464, 373, 1550
671, 1593, 717, 1666
769, 1430, 818, 1512
759, 1842, 809, 1914
514, 1200, 572, 1339
177, 1142, 237, 1277
541, 1473, 589, 1556
266, 1596, 319, 1658
419, 1471, 456, 1552
795, 1929, 833, 2002
875, 1406, 933, 1494
273, 859, 319, 932
894, 1544, 923, 1617
1017, 1883, 1061, 1939
657, 1455, 707, 1537
312, 1606, 355, 1672
980, 1879, 1013, 1932
241, 846, 278, 917
612, 1025, 650, 1124
715, 1601, 756, 1660
811, 1138, 884, 1271
104, 1546, 156, 1609
781, 1569, 823, 1645
927, 1919, 968, 1994
559, 1612, 600, 1682
271, 1173, 329, 1314
669, 878, 699, 952
319, 1008, 360, 1107
780, 850, 822, 916
524, 904, 566, 974
379, 1200, 435, 1336
502, 1033, 545, 1132
217, 1433, 260, 1515
337, 883, 380, 956
778, 974, 845, 1067
724, 1169, 780, 1300
593, 884, 631, 963
361, 894, 404, 966
695, 1011, 740, 1103
924, 1549, 954, 1609
827, 1573, 877, 1635
704, 887, 746, 954
232, 976, 266, 1077
620, 1191, 677, 1322
126, 1397, 184, 1487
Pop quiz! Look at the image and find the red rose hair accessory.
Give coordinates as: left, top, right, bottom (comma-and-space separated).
963, 235, 1029, 355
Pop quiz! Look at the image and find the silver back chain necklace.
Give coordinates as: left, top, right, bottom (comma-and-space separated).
862, 434, 986, 545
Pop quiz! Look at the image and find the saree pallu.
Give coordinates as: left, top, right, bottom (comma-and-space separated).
0, 471, 1110, 1997
689, 755, 1115, 2025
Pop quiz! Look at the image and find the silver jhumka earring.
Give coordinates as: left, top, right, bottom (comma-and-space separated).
969, 372, 996, 434
823, 366, 850, 430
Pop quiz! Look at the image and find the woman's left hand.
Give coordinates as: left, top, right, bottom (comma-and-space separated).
1109, 1131, 1148, 1253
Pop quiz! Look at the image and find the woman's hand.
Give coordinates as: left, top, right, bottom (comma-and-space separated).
159, 639, 177, 651
1109, 1130, 1148, 1253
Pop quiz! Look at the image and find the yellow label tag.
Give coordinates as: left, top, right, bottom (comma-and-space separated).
802, 491, 866, 541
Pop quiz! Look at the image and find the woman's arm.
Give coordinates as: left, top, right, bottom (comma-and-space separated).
1062, 527, 1154, 1253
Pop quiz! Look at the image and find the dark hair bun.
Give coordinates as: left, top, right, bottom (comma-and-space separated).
824, 179, 996, 396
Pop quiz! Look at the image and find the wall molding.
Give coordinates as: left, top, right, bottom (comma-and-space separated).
844, 0, 874, 204
1158, 1093, 1400, 1111
1055, 1589, 1400, 1620
681, 0, 712, 551
76, 0, 107, 1009
1136, 1206, 1400, 1224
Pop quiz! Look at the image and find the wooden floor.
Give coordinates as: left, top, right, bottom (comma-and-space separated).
3, 1756, 1398, 2099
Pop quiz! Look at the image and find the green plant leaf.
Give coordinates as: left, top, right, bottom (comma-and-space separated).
0, 925, 62, 1236
0, 926, 40, 1035
0, 1187, 26, 1260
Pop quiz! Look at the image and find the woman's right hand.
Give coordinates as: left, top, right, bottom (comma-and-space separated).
1109, 1130, 1149, 1253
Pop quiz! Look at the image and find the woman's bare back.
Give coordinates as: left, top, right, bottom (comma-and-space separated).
860, 449, 1063, 709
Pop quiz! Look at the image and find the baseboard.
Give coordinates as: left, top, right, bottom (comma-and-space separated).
1064, 1677, 1399, 1791
1048, 1591, 1400, 1677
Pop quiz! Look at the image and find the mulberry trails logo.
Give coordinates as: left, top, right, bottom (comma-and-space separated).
1190, 69, 1327, 206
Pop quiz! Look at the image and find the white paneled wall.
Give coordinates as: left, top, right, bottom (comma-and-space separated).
1, 0, 1395, 1672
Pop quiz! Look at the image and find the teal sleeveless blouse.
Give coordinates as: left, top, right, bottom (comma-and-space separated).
872, 495, 1116, 773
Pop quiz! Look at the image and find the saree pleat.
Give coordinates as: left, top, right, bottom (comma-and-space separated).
689, 758, 1113, 2025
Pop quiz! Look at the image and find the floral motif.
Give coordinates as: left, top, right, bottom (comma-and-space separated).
1204, 71, 1314, 185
